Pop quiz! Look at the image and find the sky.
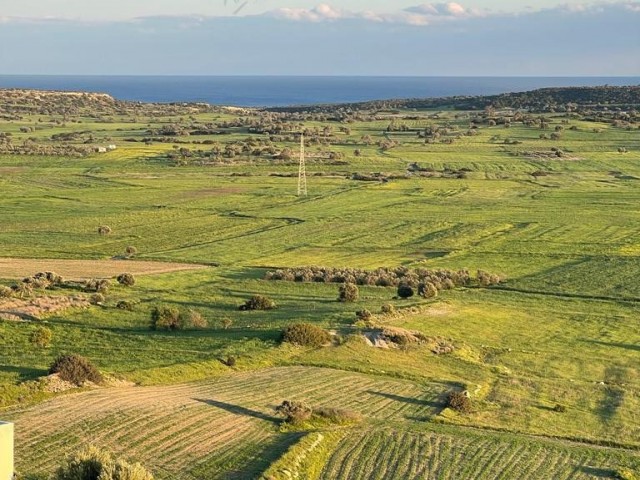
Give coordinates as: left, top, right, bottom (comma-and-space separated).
0, 1, 638, 75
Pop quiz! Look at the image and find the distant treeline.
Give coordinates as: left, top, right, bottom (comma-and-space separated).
264, 86, 640, 114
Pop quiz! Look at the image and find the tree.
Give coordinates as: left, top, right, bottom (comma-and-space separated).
397, 284, 414, 299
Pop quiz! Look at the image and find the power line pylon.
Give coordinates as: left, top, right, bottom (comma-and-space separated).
297, 133, 307, 196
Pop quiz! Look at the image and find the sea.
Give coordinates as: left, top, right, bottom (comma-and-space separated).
0, 76, 638, 107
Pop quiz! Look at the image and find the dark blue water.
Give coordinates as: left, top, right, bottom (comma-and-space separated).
0, 76, 637, 107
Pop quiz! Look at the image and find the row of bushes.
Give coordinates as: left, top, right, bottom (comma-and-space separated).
266, 266, 501, 289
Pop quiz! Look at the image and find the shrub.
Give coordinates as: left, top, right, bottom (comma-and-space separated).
116, 300, 134, 311
54, 445, 153, 480
89, 293, 105, 305
97, 225, 112, 235
239, 294, 276, 311
185, 309, 207, 329
85, 279, 111, 294
13, 282, 33, 299
30, 326, 52, 348
281, 323, 331, 347
150, 305, 182, 330
380, 303, 396, 315
124, 246, 138, 257
338, 283, 359, 302
553, 404, 567, 413
0, 285, 13, 298
275, 400, 313, 424
355, 309, 372, 321
116, 273, 135, 287
397, 284, 414, 299
221, 318, 233, 330
49, 354, 103, 386
418, 282, 438, 299
224, 355, 237, 367
446, 391, 472, 413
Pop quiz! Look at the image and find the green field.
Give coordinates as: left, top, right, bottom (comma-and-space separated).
1, 90, 639, 478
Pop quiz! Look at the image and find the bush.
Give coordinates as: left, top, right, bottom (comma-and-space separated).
54, 445, 153, 480
185, 309, 208, 329
275, 400, 313, 424
446, 390, 472, 413
30, 326, 52, 348
0, 285, 13, 298
224, 355, 237, 367
281, 323, 331, 347
397, 284, 414, 299
85, 279, 111, 294
239, 294, 276, 311
97, 225, 112, 235
418, 282, 438, 298
116, 300, 134, 311
49, 354, 103, 386
150, 305, 182, 330
553, 404, 567, 413
116, 273, 135, 287
89, 293, 105, 305
221, 318, 233, 330
338, 283, 359, 302
124, 246, 138, 257
380, 303, 396, 315
355, 309, 372, 321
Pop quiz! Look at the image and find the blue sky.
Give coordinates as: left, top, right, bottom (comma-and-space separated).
0, 1, 638, 75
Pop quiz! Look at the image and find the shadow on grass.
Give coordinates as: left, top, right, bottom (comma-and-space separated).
0, 365, 46, 382
581, 339, 640, 352
576, 466, 618, 478
193, 398, 280, 423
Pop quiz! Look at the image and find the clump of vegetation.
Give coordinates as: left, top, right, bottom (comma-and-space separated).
275, 400, 313, 425
116, 273, 135, 287
116, 300, 135, 311
446, 391, 472, 413
418, 282, 438, 298
89, 293, 105, 305
30, 326, 52, 348
239, 294, 276, 311
380, 303, 396, 315
97, 225, 112, 235
224, 355, 237, 367
553, 404, 567, 413
397, 284, 414, 299
221, 317, 233, 330
54, 445, 153, 480
281, 323, 331, 347
338, 282, 359, 302
13, 282, 33, 299
314, 407, 363, 425
355, 309, 373, 321
124, 245, 138, 257
85, 278, 111, 294
150, 305, 182, 331
0, 285, 13, 298
616, 467, 639, 480
49, 354, 103, 386
477, 270, 502, 287
185, 309, 207, 329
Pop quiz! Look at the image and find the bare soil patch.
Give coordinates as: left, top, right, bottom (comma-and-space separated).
0, 258, 209, 281
0, 295, 89, 321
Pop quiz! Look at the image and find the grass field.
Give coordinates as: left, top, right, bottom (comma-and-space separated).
1, 95, 639, 478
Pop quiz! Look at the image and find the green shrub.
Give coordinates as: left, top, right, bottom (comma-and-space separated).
30, 326, 52, 348
224, 355, 237, 367
281, 323, 331, 347
150, 305, 182, 330
446, 391, 472, 413
418, 282, 438, 298
54, 445, 153, 480
116, 273, 135, 287
338, 282, 359, 302
239, 294, 276, 311
355, 309, 372, 321
85, 279, 111, 294
97, 225, 112, 235
397, 284, 414, 299
49, 354, 103, 386
553, 404, 567, 413
124, 246, 138, 257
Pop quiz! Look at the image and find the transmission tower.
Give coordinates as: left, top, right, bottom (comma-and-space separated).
297, 133, 307, 196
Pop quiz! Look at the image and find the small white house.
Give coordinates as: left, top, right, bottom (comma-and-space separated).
0, 421, 13, 480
